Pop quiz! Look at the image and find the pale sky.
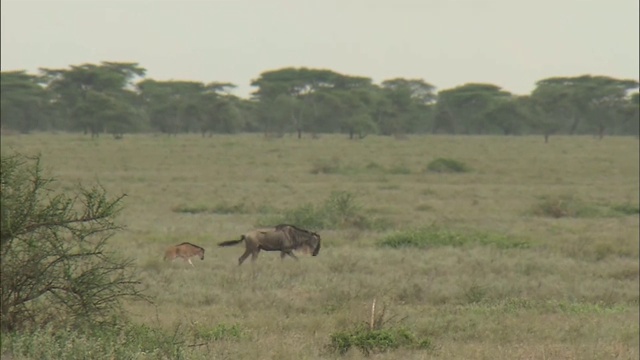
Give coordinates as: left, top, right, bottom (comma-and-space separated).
2, 0, 638, 98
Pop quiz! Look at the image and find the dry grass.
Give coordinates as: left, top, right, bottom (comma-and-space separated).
1, 133, 638, 359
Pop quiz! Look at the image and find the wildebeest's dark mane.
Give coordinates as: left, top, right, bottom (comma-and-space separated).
177, 242, 205, 251
274, 224, 319, 237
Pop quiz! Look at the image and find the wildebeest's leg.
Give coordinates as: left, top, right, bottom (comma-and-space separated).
250, 249, 260, 262
188, 258, 194, 267
238, 249, 252, 266
283, 251, 298, 261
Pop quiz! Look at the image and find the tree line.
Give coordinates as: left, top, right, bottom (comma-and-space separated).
1, 62, 638, 141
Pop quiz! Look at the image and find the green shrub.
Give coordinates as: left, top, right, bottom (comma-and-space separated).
194, 323, 244, 341
210, 202, 249, 214
1, 322, 246, 359
329, 326, 418, 356
2, 323, 184, 360
172, 204, 211, 214
365, 161, 385, 172
310, 158, 342, 174
272, 204, 326, 229
379, 226, 528, 249
172, 202, 256, 215
610, 203, 640, 216
426, 158, 471, 173
388, 164, 412, 175
531, 195, 589, 218
532, 195, 636, 218
258, 191, 393, 231
327, 299, 433, 356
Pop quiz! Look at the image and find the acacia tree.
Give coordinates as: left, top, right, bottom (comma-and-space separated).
196, 82, 241, 135
137, 79, 200, 135
250, 67, 373, 137
529, 84, 576, 142
0, 71, 50, 133
483, 95, 529, 135
380, 78, 436, 135
41, 62, 145, 137
437, 83, 511, 134
0, 153, 146, 331
621, 92, 640, 136
533, 75, 639, 137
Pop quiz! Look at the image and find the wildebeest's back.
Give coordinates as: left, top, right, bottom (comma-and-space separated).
254, 230, 295, 251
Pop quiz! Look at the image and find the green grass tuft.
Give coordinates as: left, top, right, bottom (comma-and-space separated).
379, 226, 529, 249
426, 158, 471, 173
611, 203, 640, 216
172, 202, 271, 215
532, 195, 640, 218
310, 158, 343, 174
328, 326, 425, 356
258, 191, 393, 231
194, 323, 244, 341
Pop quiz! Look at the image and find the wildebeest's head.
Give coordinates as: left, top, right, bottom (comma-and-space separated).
199, 247, 205, 260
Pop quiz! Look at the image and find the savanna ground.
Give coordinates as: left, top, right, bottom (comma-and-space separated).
1, 133, 638, 359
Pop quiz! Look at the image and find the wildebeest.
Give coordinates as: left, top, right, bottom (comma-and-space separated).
218, 224, 321, 265
164, 242, 205, 267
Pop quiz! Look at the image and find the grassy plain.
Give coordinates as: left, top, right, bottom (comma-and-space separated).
1, 133, 639, 359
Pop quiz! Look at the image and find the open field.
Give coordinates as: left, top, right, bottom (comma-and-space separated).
1, 133, 639, 359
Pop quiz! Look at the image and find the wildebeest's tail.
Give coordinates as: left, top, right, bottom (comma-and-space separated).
218, 236, 245, 247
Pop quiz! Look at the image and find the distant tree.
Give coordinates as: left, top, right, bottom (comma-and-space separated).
380, 78, 436, 135
336, 89, 379, 139
431, 106, 456, 134
195, 82, 240, 135
483, 95, 529, 135
40, 62, 146, 137
619, 92, 640, 136
0, 71, 50, 133
437, 83, 511, 134
527, 86, 575, 143
251, 67, 373, 137
533, 75, 639, 137
137, 80, 203, 135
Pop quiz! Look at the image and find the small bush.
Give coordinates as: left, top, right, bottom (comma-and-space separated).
531, 195, 588, 218
210, 202, 248, 214
172, 202, 257, 215
194, 323, 244, 341
329, 326, 418, 356
172, 204, 211, 214
388, 164, 412, 175
610, 203, 640, 216
365, 161, 385, 172
463, 283, 487, 304
310, 158, 342, 174
258, 191, 393, 231
414, 204, 432, 212
1, 321, 241, 359
532, 195, 635, 218
426, 158, 471, 173
379, 226, 528, 249
327, 300, 433, 356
